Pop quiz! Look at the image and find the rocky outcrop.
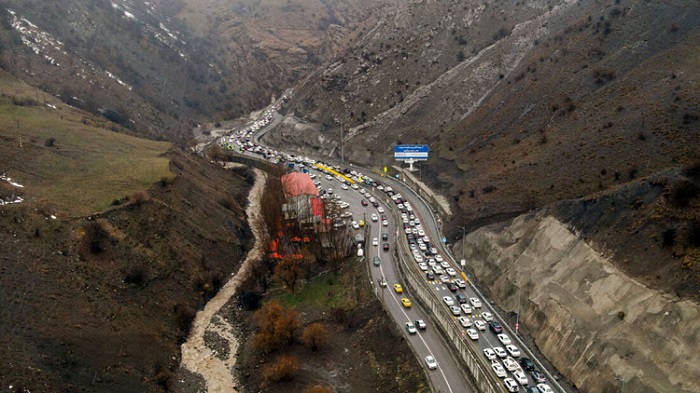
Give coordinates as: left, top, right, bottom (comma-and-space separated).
460, 213, 700, 393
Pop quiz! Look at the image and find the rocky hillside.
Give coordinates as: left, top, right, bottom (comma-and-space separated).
458, 209, 700, 393
0, 0, 393, 142
270, 0, 700, 226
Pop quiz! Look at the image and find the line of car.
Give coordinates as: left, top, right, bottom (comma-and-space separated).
233, 121, 557, 393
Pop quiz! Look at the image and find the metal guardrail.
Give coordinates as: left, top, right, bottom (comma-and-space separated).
395, 232, 505, 393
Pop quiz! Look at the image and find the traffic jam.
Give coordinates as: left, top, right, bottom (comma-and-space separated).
218, 99, 557, 393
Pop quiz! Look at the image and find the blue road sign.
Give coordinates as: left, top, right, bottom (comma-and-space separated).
394, 144, 429, 160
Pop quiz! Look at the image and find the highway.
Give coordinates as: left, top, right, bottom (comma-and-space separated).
219, 101, 565, 393
313, 174, 473, 393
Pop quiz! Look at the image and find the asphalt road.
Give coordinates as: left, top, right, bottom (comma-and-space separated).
225, 102, 564, 392
314, 175, 473, 393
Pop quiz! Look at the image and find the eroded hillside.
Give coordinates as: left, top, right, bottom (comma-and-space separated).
0, 73, 253, 391
271, 0, 700, 227
0, 0, 394, 142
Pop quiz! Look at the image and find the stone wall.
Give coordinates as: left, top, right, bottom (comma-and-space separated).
459, 212, 700, 393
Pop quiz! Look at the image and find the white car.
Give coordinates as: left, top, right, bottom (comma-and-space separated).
371, 213, 378, 222
440, 261, 450, 269
513, 370, 529, 386
341, 184, 349, 190
458, 316, 472, 327
481, 312, 493, 321
405, 322, 417, 334
497, 334, 512, 346
503, 356, 521, 372
414, 254, 424, 263
504, 378, 519, 392
505, 344, 521, 357
449, 306, 461, 316
377, 206, 384, 213
351, 183, 359, 189
474, 320, 487, 331
418, 263, 428, 271
382, 220, 388, 227
461, 304, 473, 314
446, 267, 457, 277
537, 383, 554, 393
433, 266, 444, 275
455, 279, 467, 288
434, 254, 444, 262
469, 297, 482, 308
491, 360, 507, 378
425, 355, 438, 370
440, 275, 450, 283
372, 238, 379, 246
466, 328, 479, 340
442, 296, 454, 306
483, 348, 497, 360
493, 347, 507, 358
351, 221, 359, 229
418, 229, 425, 236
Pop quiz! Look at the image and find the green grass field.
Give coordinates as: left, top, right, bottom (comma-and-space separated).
0, 72, 173, 216
276, 273, 350, 309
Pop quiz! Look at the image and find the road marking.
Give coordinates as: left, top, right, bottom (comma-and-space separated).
389, 294, 455, 393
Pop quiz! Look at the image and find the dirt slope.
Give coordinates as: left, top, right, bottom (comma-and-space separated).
0, 149, 253, 392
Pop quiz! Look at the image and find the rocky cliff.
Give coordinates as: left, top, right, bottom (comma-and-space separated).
459, 213, 700, 392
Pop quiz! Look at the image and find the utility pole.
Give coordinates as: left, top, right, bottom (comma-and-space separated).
515, 289, 520, 335
340, 119, 344, 163
459, 226, 467, 271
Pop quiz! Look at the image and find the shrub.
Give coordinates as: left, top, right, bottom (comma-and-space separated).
686, 221, 700, 247
482, 185, 497, 193
131, 191, 150, 206
593, 68, 616, 85
45, 137, 56, 147
301, 323, 329, 351
262, 355, 298, 382
662, 228, 676, 248
669, 180, 699, 208
84, 221, 109, 253
304, 385, 332, 393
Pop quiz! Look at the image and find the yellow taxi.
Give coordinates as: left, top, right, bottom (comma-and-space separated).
393, 284, 403, 293
401, 298, 412, 308
358, 219, 365, 227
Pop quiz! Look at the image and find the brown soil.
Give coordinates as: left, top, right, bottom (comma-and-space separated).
0, 148, 253, 392
229, 261, 430, 393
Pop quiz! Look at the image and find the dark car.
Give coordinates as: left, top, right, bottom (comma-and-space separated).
525, 387, 539, 393
530, 369, 546, 383
361, 199, 368, 206
372, 256, 381, 266
455, 294, 468, 304
446, 283, 457, 292
488, 321, 503, 334
382, 233, 389, 241
520, 357, 536, 372
382, 243, 390, 251
426, 271, 435, 280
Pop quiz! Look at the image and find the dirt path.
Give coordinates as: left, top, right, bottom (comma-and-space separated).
180, 168, 268, 392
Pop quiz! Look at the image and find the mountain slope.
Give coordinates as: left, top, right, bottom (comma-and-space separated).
0, 71, 253, 392
0, 0, 395, 142
273, 0, 700, 225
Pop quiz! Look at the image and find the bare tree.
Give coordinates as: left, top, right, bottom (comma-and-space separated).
274, 256, 304, 293
301, 322, 329, 351
252, 300, 300, 353
262, 354, 299, 382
